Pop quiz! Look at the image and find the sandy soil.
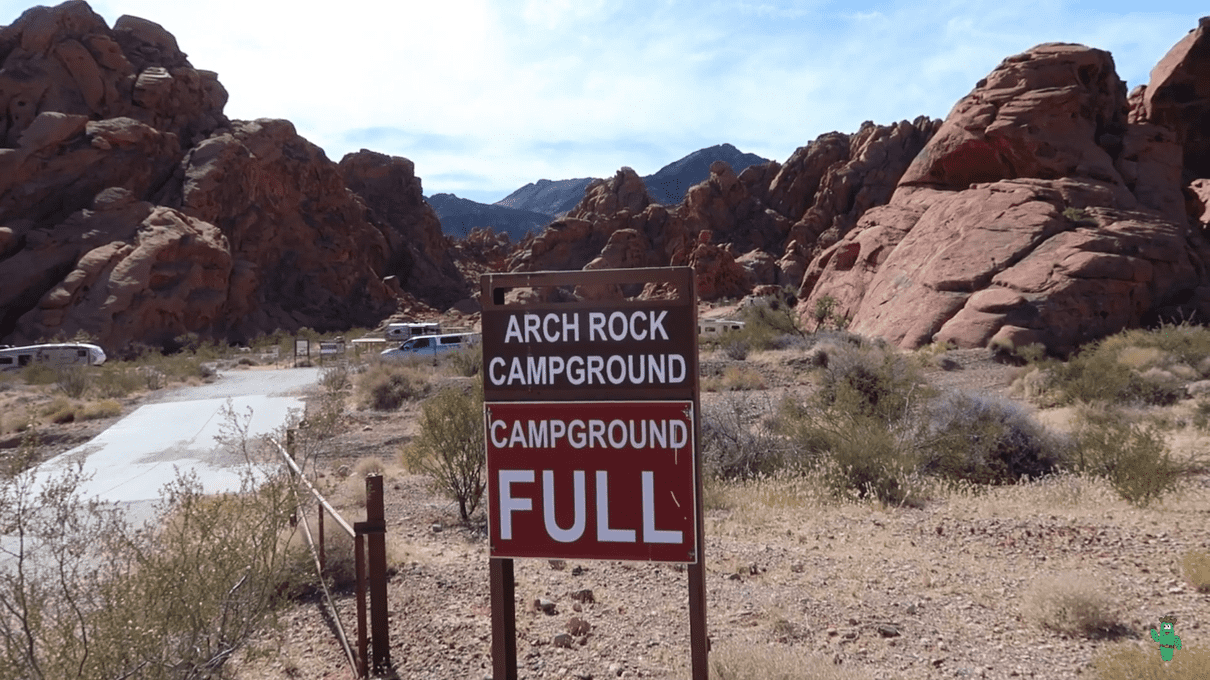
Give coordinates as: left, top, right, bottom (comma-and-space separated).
218, 346, 1210, 680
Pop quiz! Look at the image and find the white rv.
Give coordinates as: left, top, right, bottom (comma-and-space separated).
0, 343, 107, 371
385, 322, 440, 342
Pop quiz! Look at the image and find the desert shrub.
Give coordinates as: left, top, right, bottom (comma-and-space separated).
703, 366, 766, 392
403, 386, 485, 521
358, 362, 427, 410
815, 340, 928, 422
721, 337, 750, 361
1072, 409, 1186, 507
447, 346, 483, 377
1045, 346, 1184, 406
727, 289, 804, 352
709, 642, 870, 680
1091, 641, 1207, 680
54, 365, 90, 398
701, 393, 787, 480
1181, 549, 1210, 593
921, 391, 1065, 485
40, 397, 78, 424
1040, 324, 1210, 406
810, 294, 850, 331
79, 399, 121, 421
1022, 572, 1121, 638
93, 365, 142, 398
774, 397, 924, 507
20, 363, 56, 385
319, 364, 350, 392
0, 422, 303, 680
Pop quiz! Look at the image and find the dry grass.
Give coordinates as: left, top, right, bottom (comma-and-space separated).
709, 643, 870, 680
1022, 572, 1122, 638
1091, 642, 1208, 680
703, 366, 767, 392
1180, 549, 1210, 593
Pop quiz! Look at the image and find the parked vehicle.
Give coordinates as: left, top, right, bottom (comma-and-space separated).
385, 322, 440, 341
380, 333, 480, 359
0, 343, 107, 370
698, 319, 745, 336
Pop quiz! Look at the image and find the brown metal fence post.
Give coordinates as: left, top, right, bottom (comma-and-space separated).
318, 501, 326, 574
356, 533, 367, 678
365, 475, 391, 672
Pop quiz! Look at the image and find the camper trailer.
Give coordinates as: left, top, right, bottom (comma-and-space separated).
0, 343, 107, 371
385, 322, 440, 342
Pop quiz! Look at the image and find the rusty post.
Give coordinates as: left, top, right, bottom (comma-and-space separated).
365, 475, 391, 672
318, 501, 326, 574
356, 533, 367, 678
490, 558, 517, 680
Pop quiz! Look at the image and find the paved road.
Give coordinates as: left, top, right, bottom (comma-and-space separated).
30, 367, 320, 505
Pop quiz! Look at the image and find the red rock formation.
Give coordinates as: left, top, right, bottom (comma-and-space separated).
1139, 18, 1210, 179
339, 149, 470, 309
0, 2, 458, 349
505, 120, 935, 301
801, 39, 1210, 353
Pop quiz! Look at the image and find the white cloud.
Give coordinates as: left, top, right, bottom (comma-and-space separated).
4, 0, 1206, 200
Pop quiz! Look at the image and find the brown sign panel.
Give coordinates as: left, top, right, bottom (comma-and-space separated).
480, 268, 698, 402
486, 400, 697, 562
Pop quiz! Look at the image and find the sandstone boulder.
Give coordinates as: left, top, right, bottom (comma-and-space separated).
801, 37, 1210, 352
1140, 17, 1210, 179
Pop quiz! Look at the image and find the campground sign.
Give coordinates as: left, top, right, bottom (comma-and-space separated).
480, 267, 708, 680
486, 399, 696, 562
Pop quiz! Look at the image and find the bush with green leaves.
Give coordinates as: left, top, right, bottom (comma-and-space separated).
403, 386, 486, 522
1072, 409, 1188, 506
921, 391, 1065, 485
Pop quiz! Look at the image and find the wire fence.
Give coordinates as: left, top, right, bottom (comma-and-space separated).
274, 432, 392, 678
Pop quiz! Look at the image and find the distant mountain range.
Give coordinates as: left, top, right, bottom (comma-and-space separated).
428, 143, 769, 239
424, 193, 552, 241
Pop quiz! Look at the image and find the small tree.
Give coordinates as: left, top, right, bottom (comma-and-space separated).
404, 386, 486, 522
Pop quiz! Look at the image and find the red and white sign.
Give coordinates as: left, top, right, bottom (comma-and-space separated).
486, 400, 697, 563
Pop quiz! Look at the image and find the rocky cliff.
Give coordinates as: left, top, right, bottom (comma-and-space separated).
801, 33, 1210, 353
0, 1, 461, 350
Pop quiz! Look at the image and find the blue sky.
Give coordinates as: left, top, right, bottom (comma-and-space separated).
4, 1, 1207, 203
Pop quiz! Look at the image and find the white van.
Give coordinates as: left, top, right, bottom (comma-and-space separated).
380, 333, 480, 359
385, 322, 440, 342
0, 343, 107, 371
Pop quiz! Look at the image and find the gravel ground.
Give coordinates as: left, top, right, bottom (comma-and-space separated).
221, 348, 1210, 680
